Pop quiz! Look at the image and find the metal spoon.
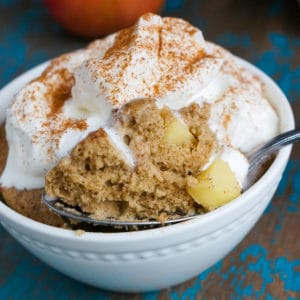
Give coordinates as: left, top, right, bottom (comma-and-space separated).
42, 129, 300, 228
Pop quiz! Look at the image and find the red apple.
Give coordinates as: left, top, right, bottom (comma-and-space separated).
44, 0, 165, 38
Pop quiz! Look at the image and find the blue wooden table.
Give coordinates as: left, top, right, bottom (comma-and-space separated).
1, 0, 300, 298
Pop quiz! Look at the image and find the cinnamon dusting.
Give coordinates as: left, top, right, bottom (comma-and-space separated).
46, 69, 74, 117
85, 13, 212, 107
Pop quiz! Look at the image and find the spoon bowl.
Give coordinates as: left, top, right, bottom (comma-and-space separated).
42, 192, 197, 228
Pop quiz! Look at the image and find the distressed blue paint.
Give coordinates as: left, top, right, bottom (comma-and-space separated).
269, 33, 294, 57
275, 257, 300, 291
0, 230, 111, 300
274, 223, 282, 234
0, 0, 64, 87
165, 257, 293, 300
264, 198, 282, 218
142, 290, 161, 300
216, 33, 252, 49
0, 33, 28, 86
255, 51, 279, 77
181, 245, 298, 298
165, 0, 185, 10
240, 245, 300, 295
288, 194, 299, 213
254, 33, 300, 102
265, 160, 295, 232
277, 161, 293, 197
166, 262, 222, 299
287, 161, 300, 213
242, 284, 253, 297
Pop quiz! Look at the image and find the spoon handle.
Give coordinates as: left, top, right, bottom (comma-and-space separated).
249, 128, 300, 169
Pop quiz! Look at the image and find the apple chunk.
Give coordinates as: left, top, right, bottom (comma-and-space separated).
187, 158, 241, 210
162, 118, 195, 145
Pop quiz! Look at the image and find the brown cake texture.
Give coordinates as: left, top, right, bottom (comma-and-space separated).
45, 99, 216, 221
0, 124, 64, 226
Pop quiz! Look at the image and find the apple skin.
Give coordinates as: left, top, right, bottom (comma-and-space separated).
44, 0, 165, 38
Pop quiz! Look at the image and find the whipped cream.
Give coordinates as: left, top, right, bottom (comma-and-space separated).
220, 148, 249, 187
0, 13, 278, 189
67, 14, 221, 115
1, 50, 103, 189
103, 127, 135, 168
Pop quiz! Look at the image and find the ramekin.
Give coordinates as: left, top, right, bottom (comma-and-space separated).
0, 57, 294, 292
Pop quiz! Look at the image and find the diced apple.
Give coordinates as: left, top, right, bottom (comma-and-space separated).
162, 118, 195, 145
187, 158, 241, 210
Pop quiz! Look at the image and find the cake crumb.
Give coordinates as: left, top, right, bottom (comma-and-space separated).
75, 229, 85, 236
45, 99, 216, 221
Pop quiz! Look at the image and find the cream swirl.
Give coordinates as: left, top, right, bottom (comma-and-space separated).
0, 14, 278, 189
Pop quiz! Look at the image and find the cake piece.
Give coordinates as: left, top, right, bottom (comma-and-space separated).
45, 99, 217, 221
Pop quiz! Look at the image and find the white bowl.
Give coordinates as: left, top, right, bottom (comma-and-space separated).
0, 57, 294, 292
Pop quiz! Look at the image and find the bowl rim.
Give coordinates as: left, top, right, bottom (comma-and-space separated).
0, 56, 295, 242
